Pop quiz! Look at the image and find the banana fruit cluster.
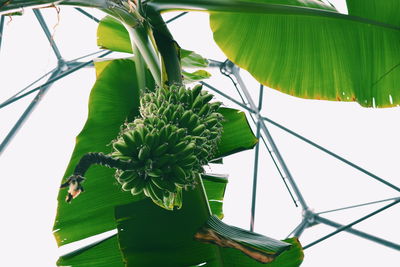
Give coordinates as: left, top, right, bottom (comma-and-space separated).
111, 84, 224, 210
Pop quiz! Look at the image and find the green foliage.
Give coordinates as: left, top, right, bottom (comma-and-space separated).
208, 0, 400, 107
54, 55, 261, 258
53, 58, 153, 246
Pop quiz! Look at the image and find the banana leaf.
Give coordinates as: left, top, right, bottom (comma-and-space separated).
202, 173, 228, 219
53, 58, 153, 246
113, 186, 300, 266
207, 0, 400, 107
144, 0, 400, 108
57, 235, 124, 267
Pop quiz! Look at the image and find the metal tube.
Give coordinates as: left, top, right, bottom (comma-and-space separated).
33, 10, 63, 62
262, 116, 400, 193
314, 215, 400, 250
293, 220, 309, 237
0, 69, 61, 156
0, 50, 112, 109
1, 68, 56, 106
231, 66, 309, 210
200, 81, 256, 114
250, 85, 264, 231
0, 15, 4, 52
317, 197, 400, 215
303, 199, 400, 250
165, 12, 188, 24
75, 8, 100, 23
286, 220, 308, 238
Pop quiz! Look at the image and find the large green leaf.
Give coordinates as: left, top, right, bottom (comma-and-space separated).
97, 16, 133, 54
114, 183, 302, 266
202, 174, 228, 219
346, 0, 400, 27
183, 69, 212, 83
57, 235, 124, 267
114, 184, 220, 266
208, 0, 400, 107
217, 108, 258, 157
220, 238, 304, 267
57, 174, 226, 266
53, 58, 155, 246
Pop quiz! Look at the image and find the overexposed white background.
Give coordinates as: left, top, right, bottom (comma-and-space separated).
1, 0, 399, 266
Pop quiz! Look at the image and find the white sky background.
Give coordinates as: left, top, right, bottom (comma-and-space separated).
0, 0, 399, 266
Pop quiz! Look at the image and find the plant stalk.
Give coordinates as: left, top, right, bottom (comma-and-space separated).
146, 5, 182, 85
103, 6, 162, 86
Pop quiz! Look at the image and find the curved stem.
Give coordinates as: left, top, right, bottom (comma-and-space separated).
71, 152, 134, 177
102, 7, 162, 87
146, 6, 182, 85
124, 24, 162, 86
60, 152, 135, 202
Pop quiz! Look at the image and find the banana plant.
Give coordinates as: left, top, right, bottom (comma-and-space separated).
2, 0, 398, 266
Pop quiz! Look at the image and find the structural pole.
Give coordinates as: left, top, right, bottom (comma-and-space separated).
0, 69, 61, 155
33, 10, 63, 62
229, 63, 309, 210
0, 15, 4, 52
263, 116, 400, 193
303, 198, 400, 250
314, 215, 400, 250
250, 85, 264, 231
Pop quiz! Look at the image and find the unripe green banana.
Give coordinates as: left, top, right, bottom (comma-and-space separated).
153, 143, 168, 157
133, 128, 144, 146
180, 155, 197, 166
117, 170, 138, 183
198, 104, 210, 117
170, 141, 187, 153
152, 176, 176, 192
191, 84, 202, 100
180, 110, 191, 126
138, 145, 150, 161
113, 141, 131, 155
187, 114, 198, 129
177, 142, 195, 158
147, 168, 163, 178
145, 133, 155, 150
122, 173, 142, 191
191, 96, 203, 110
130, 180, 145, 196
192, 124, 206, 135
110, 84, 224, 211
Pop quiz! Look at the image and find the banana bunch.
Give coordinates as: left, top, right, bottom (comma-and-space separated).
140, 84, 224, 165
111, 84, 224, 210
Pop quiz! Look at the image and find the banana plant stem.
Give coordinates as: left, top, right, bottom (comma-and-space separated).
146, 6, 182, 85
103, 6, 162, 87
123, 24, 162, 87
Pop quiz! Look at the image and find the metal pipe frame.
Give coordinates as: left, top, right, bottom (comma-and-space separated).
250, 84, 263, 231
0, 8, 112, 156
0, 69, 61, 155
229, 63, 310, 210
33, 10, 64, 62
304, 198, 400, 250
203, 59, 400, 251
0, 15, 4, 52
